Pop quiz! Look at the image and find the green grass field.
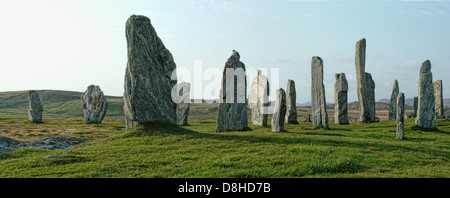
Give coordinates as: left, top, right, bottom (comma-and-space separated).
1, 117, 449, 178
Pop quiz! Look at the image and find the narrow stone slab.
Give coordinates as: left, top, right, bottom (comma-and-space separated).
365, 72, 376, 122
285, 80, 298, 124
389, 80, 399, 120
413, 96, 418, 118
334, 73, 349, 124
173, 82, 191, 126
415, 60, 435, 128
311, 56, 329, 129
272, 88, 286, 132
249, 70, 269, 126
397, 92, 405, 139
28, 90, 44, 123
433, 80, 444, 118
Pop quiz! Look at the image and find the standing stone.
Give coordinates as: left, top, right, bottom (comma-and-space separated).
272, 88, 287, 132
415, 60, 435, 128
285, 80, 298, 124
311, 56, 329, 129
365, 73, 376, 122
28, 91, 44, 123
249, 70, 269, 126
81, 85, 108, 124
433, 80, 444, 118
396, 92, 405, 139
123, 15, 178, 130
215, 50, 248, 132
389, 80, 399, 120
355, 38, 376, 122
334, 73, 349, 124
173, 82, 191, 126
413, 96, 418, 118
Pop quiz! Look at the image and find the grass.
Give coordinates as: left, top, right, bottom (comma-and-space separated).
1, 118, 449, 178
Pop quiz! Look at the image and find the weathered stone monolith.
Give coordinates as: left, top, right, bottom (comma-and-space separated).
285, 80, 298, 124
334, 73, 349, 124
272, 88, 287, 132
173, 82, 191, 126
389, 80, 399, 120
397, 92, 405, 139
28, 91, 44, 123
215, 50, 248, 132
433, 80, 444, 118
413, 96, 418, 118
311, 56, 329, 129
81, 85, 108, 124
355, 38, 376, 122
415, 60, 435, 128
123, 15, 178, 130
249, 70, 269, 126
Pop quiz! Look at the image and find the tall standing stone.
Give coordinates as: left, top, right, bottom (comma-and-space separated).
272, 88, 287, 132
285, 80, 298, 124
173, 82, 191, 126
365, 73, 376, 122
389, 80, 399, 120
81, 85, 108, 124
415, 60, 435, 128
413, 96, 418, 118
215, 50, 248, 132
249, 70, 269, 126
311, 56, 329, 129
433, 80, 444, 118
355, 38, 375, 122
28, 91, 44, 123
334, 73, 349, 124
396, 92, 405, 139
123, 15, 178, 130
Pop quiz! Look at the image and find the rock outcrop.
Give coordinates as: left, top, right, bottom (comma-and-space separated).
123, 15, 178, 130
28, 90, 44, 123
311, 56, 329, 129
81, 85, 108, 124
415, 60, 435, 128
272, 88, 287, 132
334, 73, 349, 124
215, 50, 248, 132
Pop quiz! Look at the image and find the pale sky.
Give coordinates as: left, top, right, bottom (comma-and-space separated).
0, 0, 449, 103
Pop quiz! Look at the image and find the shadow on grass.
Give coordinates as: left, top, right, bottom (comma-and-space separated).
123, 122, 450, 160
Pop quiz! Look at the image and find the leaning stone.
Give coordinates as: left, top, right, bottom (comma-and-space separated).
272, 88, 287, 132
334, 73, 349, 124
433, 80, 444, 118
123, 15, 178, 130
249, 70, 269, 126
285, 80, 298, 124
396, 92, 405, 139
173, 82, 191, 126
28, 91, 44, 123
416, 60, 435, 128
311, 56, 329, 129
215, 50, 248, 132
81, 85, 108, 124
389, 80, 399, 120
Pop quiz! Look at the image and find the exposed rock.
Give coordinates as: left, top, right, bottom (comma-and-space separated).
0, 137, 85, 156
334, 73, 349, 124
365, 73, 377, 122
285, 80, 298, 124
389, 80, 399, 120
311, 56, 329, 129
249, 70, 269, 126
215, 50, 248, 132
272, 88, 287, 132
434, 80, 444, 118
123, 15, 178, 130
415, 60, 435, 128
81, 85, 108, 124
397, 92, 405, 140
173, 82, 191, 126
28, 90, 44, 123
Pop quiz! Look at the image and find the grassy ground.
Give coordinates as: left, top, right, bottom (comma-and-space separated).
0, 117, 449, 178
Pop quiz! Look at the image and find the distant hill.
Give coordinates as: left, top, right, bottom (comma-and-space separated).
0, 90, 124, 118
